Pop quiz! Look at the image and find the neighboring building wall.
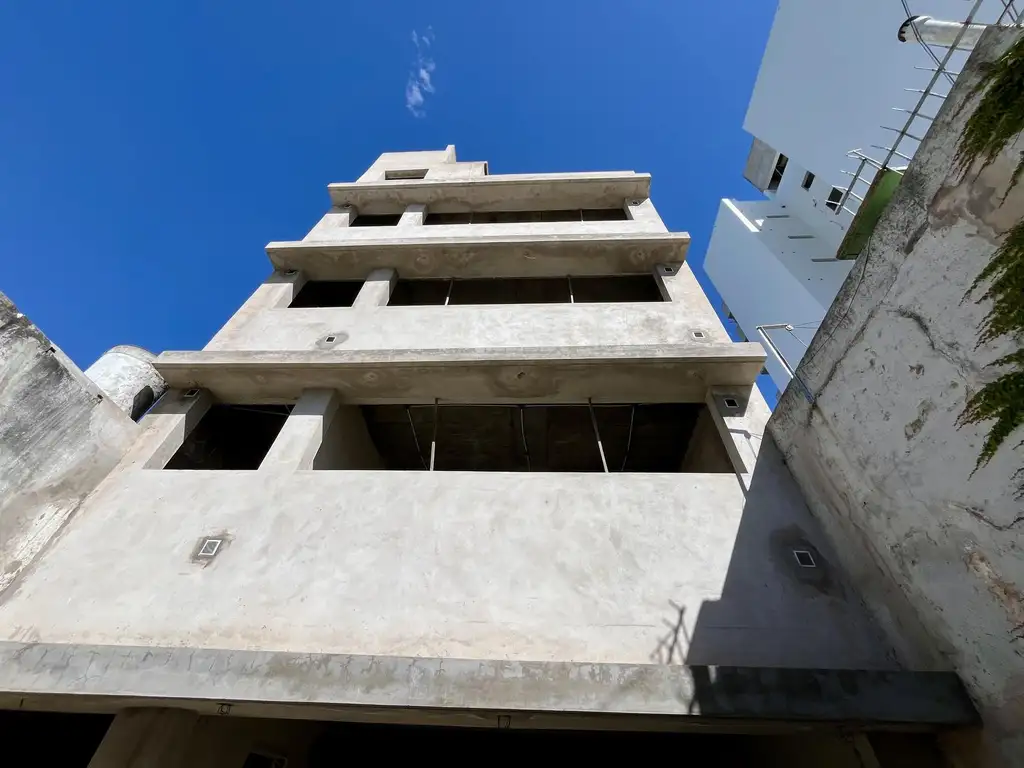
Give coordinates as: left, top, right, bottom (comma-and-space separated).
770, 29, 1024, 767
745, 0, 998, 208
705, 0, 1012, 395
0, 292, 140, 595
703, 199, 854, 390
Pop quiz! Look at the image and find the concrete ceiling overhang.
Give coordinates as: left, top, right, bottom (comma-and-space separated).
154, 343, 765, 405
267, 232, 691, 281
328, 172, 652, 213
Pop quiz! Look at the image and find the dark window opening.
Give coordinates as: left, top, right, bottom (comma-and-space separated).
350, 213, 403, 227
384, 169, 428, 180
0, 711, 113, 767
290, 280, 363, 308
360, 403, 733, 473
825, 186, 844, 212
164, 404, 292, 470
767, 154, 788, 192
388, 275, 663, 306
131, 385, 157, 421
801, 171, 815, 190
424, 208, 627, 225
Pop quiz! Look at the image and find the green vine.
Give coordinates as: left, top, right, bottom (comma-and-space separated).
953, 34, 1024, 496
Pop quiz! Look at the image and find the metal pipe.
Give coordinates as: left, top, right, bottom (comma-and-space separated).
620, 405, 635, 472
429, 398, 439, 471
756, 325, 815, 403
405, 406, 429, 470
587, 398, 609, 473
567, 275, 575, 304
898, 16, 987, 50
892, 107, 935, 121
519, 406, 531, 471
443, 278, 454, 306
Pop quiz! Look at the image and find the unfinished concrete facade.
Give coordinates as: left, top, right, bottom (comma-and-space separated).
0, 150, 974, 764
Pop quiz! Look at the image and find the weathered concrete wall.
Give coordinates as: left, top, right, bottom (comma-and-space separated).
0, 462, 891, 670
0, 292, 139, 595
769, 28, 1024, 766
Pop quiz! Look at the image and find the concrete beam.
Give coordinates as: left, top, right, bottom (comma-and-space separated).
328, 172, 651, 213
0, 642, 977, 729
153, 344, 767, 404
266, 232, 690, 281
258, 388, 341, 471
351, 268, 396, 310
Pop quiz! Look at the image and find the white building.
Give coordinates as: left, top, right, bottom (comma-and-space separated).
703, 0, 1011, 396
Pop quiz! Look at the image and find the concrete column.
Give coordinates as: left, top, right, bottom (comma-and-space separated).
703, 386, 770, 480
352, 268, 396, 310
88, 708, 198, 768
259, 388, 340, 471
626, 198, 666, 231
303, 204, 358, 241
204, 270, 306, 350
398, 203, 426, 227
134, 389, 214, 470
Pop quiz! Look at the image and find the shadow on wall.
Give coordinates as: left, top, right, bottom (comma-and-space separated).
668, 435, 898, 672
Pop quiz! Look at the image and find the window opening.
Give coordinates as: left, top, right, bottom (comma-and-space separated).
289, 280, 363, 308
164, 404, 292, 470
767, 154, 789, 192
350, 213, 403, 226
424, 208, 627, 224
384, 169, 428, 180
801, 171, 815, 190
360, 403, 733, 473
388, 275, 663, 306
825, 187, 844, 212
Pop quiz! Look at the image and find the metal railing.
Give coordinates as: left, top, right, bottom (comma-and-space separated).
835, 0, 1010, 220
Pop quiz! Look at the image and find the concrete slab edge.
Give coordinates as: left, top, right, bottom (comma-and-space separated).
0, 642, 977, 728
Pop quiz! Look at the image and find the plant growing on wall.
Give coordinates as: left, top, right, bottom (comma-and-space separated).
954, 34, 1024, 496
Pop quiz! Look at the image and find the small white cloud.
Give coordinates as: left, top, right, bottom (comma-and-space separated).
406, 27, 436, 117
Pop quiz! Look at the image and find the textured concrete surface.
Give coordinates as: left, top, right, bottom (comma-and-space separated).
0, 292, 139, 596
0, 457, 891, 669
268, 231, 689, 281
154, 344, 766, 404
0, 148, 918, 738
770, 28, 1024, 766
0, 643, 974, 727
327, 171, 650, 212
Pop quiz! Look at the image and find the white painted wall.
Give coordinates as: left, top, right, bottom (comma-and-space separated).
706, 0, 1008, 397
746, 0, 997, 205
703, 199, 853, 392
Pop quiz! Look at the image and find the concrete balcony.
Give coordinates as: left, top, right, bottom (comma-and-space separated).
267, 230, 690, 281
155, 342, 766, 404
328, 171, 651, 213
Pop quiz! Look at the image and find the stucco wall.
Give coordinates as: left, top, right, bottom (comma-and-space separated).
0, 292, 139, 595
0, 461, 893, 670
769, 28, 1024, 767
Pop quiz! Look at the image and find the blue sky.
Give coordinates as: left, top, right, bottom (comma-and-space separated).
0, 1, 776, 394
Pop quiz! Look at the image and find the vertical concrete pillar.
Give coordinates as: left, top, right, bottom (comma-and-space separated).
204, 270, 306, 350
88, 708, 198, 768
259, 388, 341, 471
135, 389, 214, 470
352, 268, 397, 310
303, 204, 358, 241
398, 203, 426, 227
626, 198, 666, 231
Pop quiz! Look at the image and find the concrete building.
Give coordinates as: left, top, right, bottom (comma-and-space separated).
702, 0, 1014, 394
0, 149, 976, 764
770, 27, 1024, 767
